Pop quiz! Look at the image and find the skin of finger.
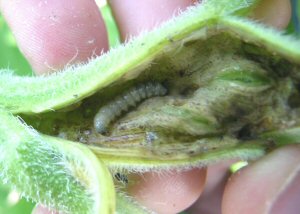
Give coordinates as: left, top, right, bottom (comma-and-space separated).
0, 0, 108, 75
127, 168, 206, 214
4, 0, 292, 213
252, 0, 291, 29
188, 160, 237, 214
108, 0, 197, 41
108, 0, 292, 213
270, 171, 300, 214
31, 205, 59, 214
109, 1, 206, 213
31, 169, 206, 214
191, 1, 292, 212
222, 145, 300, 214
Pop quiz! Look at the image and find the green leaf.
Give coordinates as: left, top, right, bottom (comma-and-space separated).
260, 127, 300, 146
0, 0, 300, 213
0, 0, 261, 114
0, 109, 115, 214
116, 192, 150, 214
216, 69, 272, 87
100, 5, 121, 48
220, 16, 300, 63
89, 137, 266, 171
0, 183, 35, 214
0, 15, 32, 76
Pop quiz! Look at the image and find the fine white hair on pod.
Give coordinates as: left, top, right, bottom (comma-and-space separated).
94, 82, 167, 134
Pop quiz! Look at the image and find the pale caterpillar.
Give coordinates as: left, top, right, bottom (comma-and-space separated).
94, 82, 167, 134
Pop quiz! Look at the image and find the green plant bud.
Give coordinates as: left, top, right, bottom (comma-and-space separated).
0, 0, 299, 213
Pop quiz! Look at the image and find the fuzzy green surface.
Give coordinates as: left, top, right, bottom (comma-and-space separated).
116, 192, 150, 214
260, 127, 300, 145
0, 0, 260, 114
0, 16, 32, 76
1, 0, 300, 213
0, 109, 115, 214
92, 145, 265, 172
221, 16, 300, 63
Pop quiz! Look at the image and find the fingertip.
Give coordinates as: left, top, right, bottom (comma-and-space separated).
108, 0, 196, 41
189, 160, 236, 214
222, 145, 300, 214
1, 0, 108, 75
127, 168, 206, 214
270, 171, 300, 214
252, 0, 291, 29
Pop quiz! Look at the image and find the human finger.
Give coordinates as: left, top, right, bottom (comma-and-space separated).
127, 168, 207, 214
108, 0, 196, 40
108, 1, 207, 213
222, 145, 300, 214
252, 0, 291, 29
188, 160, 236, 213
0, 0, 108, 75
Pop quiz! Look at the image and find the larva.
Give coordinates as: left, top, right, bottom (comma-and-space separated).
94, 82, 167, 134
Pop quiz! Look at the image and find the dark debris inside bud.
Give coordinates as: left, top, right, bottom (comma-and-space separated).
21, 32, 300, 154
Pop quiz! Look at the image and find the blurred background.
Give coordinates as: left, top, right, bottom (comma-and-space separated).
0, 0, 299, 213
